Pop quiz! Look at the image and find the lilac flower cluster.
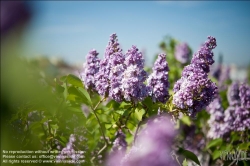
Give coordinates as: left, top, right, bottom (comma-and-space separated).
223, 82, 250, 132
173, 36, 218, 116
218, 66, 231, 91
207, 82, 250, 138
106, 115, 178, 166
112, 129, 127, 152
227, 82, 241, 106
182, 125, 205, 157
207, 96, 228, 139
82, 34, 150, 103
81, 49, 100, 90
121, 46, 148, 102
147, 53, 170, 103
95, 34, 122, 96
174, 42, 191, 64
108, 48, 125, 102
239, 83, 250, 109
211, 64, 221, 81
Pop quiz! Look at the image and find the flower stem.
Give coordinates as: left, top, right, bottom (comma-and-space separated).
91, 97, 107, 164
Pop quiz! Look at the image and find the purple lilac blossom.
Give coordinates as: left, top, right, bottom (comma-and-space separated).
207, 96, 228, 139
174, 42, 191, 64
211, 64, 222, 81
108, 50, 126, 102
95, 33, 122, 97
107, 130, 127, 166
182, 125, 205, 156
224, 106, 250, 132
218, 66, 231, 91
239, 83, 250, 109
106, 115, 178, 166
173, 36, 218, 117
227, 81, 241, 106
81, 49, 100, 90
112, 130, 127, 152
191, 36, 216, 73
121, 45, 148, 102
147, 53, 170, 103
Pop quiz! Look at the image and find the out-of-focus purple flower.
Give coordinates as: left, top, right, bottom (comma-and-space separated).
1, 1, 31, 35
81, 104, 90, 118
147, 53, 169, 103
211, 64, 222, 81
121, 45, 148, 102
81, 49, 100, 90
239, 83, 250, 109
227, 82, 241, 106
173, 36, 218, 117
207, 96, 228, 139
224, 106, 250, 132
182, 125, 205, 156
174, 43, 191, 64
218, 66, 231, 91
95, 33, 122, 97
106, 115, 178, 166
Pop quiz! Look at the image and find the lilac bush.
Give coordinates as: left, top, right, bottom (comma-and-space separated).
147, 53, 169, 103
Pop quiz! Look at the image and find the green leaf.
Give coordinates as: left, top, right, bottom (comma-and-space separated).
238, 142, 250, 151
78, 87, 92, 106
181, 115, 192, 126
66, 74, 83, 88
142, 97, 153, 110
212, 150, 221, 160
119, 102, 131, 109
116, 110, 126, 115
178, 148, 201, 166
60, 76, 67, 82
50, 124, 59, 130
205, 138, 223, 149
67, 107, 82, 113
62, 82, 68, 100
67, 94, 76, 101
105, 123, 112, 130
106, 100, 120, 109
182, 159, 188, 166
55, 84, 64, 93
134, 108, 144, 121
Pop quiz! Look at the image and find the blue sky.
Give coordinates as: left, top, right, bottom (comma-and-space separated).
23, 1, 250, 67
